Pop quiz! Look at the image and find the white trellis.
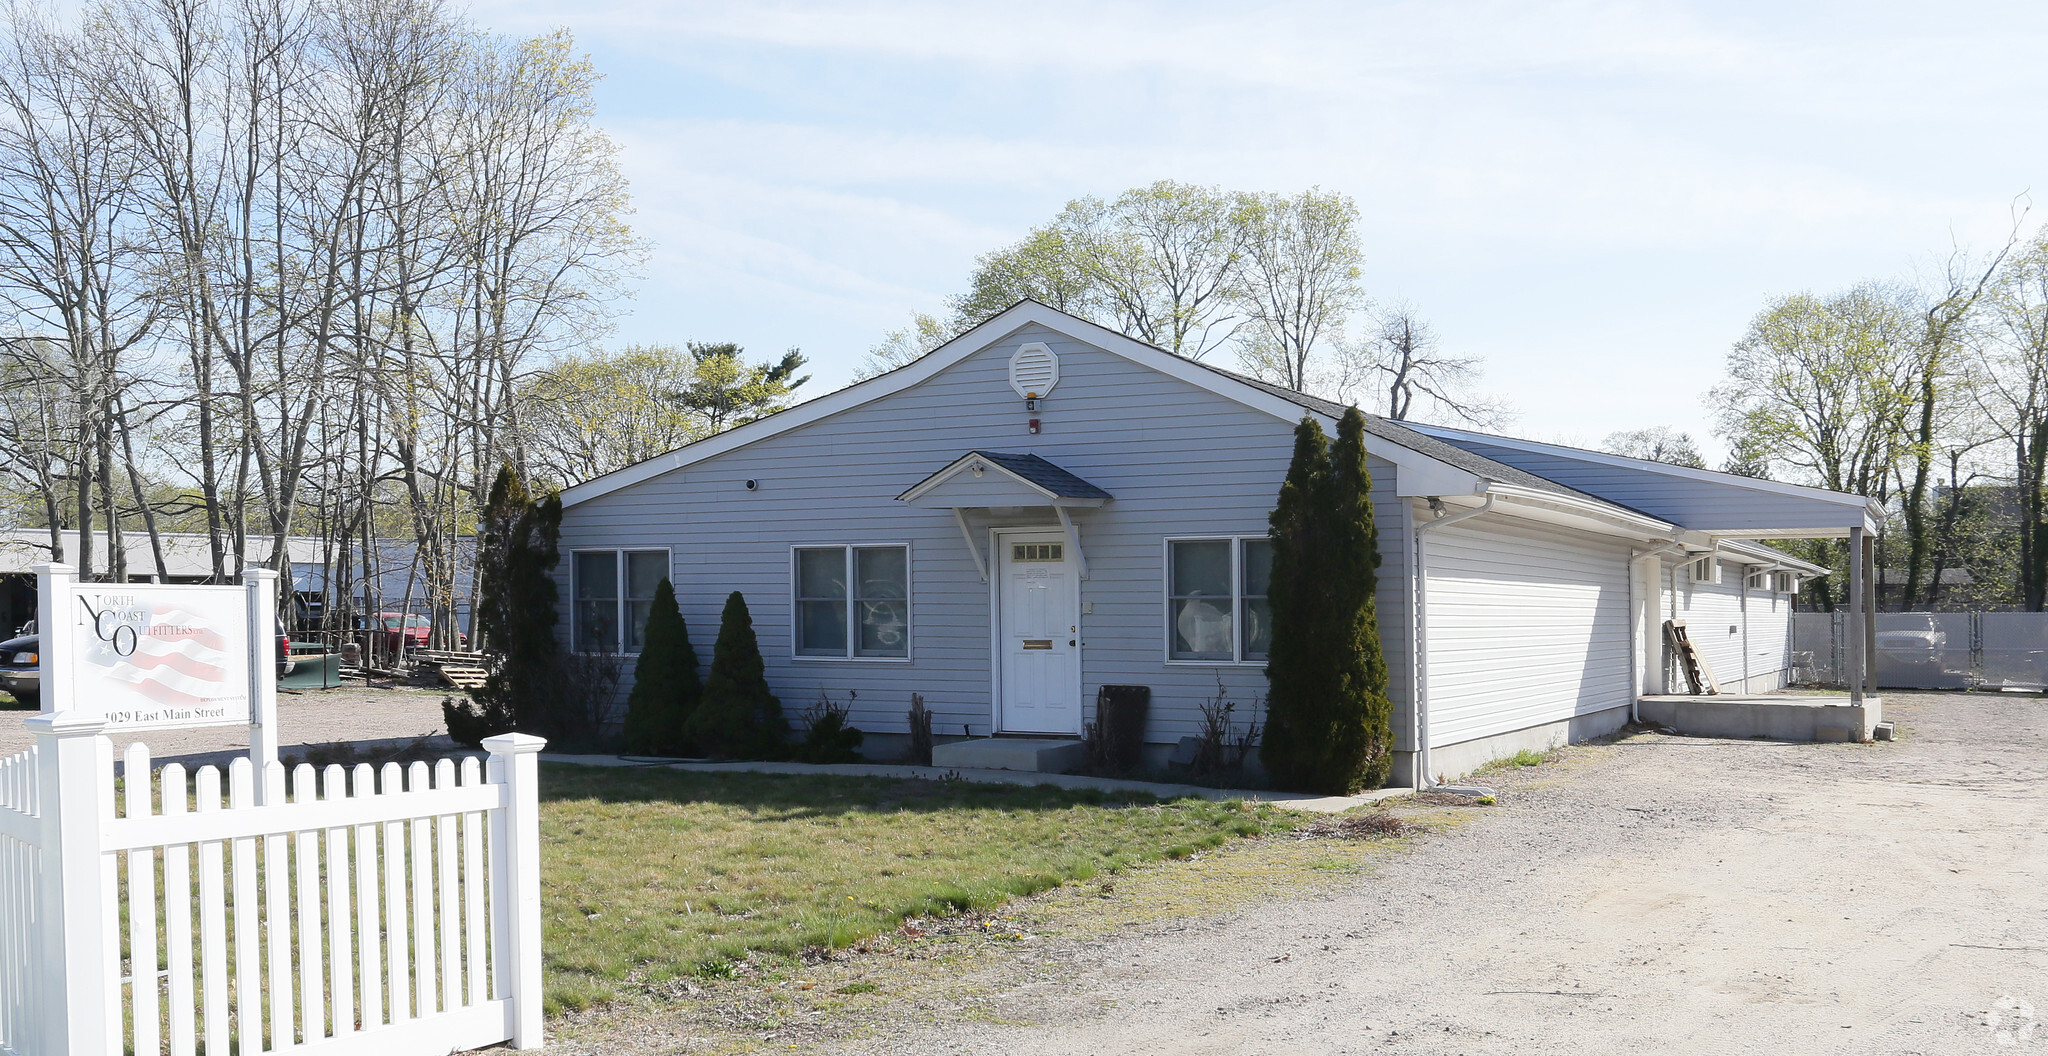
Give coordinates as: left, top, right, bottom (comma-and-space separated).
0, 720, 547, 1056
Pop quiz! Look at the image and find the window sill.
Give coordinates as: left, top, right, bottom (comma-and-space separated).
1162, 659, 1266, 667
791, 655, 913, 664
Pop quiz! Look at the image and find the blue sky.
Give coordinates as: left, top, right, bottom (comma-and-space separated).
472, 0, 2048, 459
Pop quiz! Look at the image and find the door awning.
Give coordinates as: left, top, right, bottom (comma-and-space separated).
898, 452, 1110, 582
897, 451, 1111, 509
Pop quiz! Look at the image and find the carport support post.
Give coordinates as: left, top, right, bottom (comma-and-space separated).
1847, 528, 1866, 706
1862, 530, 1879, 699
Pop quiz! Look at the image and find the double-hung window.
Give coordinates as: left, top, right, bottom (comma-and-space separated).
794, 545, 910, 660
1166, 536, 1272, 663
573, 549, 668, 654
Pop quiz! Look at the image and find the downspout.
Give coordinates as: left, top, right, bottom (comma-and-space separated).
1411, 490, 1496, 790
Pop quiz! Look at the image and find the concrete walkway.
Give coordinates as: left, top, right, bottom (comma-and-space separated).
540, 753, 1410, 813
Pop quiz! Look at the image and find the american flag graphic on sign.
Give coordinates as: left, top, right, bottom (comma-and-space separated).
93, 605, 233, 707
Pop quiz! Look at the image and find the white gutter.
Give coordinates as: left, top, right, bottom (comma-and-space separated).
1410, 490, 1497, 790
1481, 483, 1677, 541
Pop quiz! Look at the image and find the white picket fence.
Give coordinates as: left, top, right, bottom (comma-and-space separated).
0, 716, 546, 1056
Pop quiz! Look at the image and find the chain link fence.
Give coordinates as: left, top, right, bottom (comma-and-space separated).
1791, 611, 2048, 690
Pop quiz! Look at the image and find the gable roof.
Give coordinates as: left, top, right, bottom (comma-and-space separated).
554, 300, 1862, 552
560, 299, 1499, 508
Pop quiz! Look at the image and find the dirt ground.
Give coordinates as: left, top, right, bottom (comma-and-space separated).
0, 684, 454, 764
552, 691, 2048, 1056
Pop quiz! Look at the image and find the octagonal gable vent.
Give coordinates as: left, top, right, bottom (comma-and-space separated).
1008, 342, 1059, 399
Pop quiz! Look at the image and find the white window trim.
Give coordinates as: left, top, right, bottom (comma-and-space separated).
569, 546, 672, 656
1162, 535, 1270, 666
789, 543, 914, 663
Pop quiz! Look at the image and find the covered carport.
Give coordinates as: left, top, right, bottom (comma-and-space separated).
1401, 424, 1887, 742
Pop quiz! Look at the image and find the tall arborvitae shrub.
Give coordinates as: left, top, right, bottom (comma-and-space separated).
1325, 407, 1395, 790
446, 465, 565, 747
682, 591, 789, 758
1260, 410, 1393, 794
1260, 417, 1333, 788
620, 579, 700, 755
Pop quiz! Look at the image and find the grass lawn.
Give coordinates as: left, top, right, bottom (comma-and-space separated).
538, 763, 1283, 1013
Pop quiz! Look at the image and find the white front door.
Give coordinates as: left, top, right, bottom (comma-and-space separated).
995, 532, 1081, 735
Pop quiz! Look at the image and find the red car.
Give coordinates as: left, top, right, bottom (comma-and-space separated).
367, 612, 465, 653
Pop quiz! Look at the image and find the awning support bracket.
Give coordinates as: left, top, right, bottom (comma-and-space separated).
1054, 505, 1089, 579
952, 508, 987, 582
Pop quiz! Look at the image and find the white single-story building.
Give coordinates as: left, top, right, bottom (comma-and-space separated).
555, 300, 1882, 786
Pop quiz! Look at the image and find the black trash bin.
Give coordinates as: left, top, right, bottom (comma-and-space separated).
1094, 685, 1151, 773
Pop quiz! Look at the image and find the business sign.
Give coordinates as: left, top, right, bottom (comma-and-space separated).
68, 583, 251, 731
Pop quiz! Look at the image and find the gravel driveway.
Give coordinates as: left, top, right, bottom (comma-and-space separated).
830, 691, 2048, 1056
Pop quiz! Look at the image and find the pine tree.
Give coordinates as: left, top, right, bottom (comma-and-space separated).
619, 579, 700, 755
1325, 407, 1395, 791
1260, 417, 1333, 788
444, 465, 564, 747
682, 591, 789, 758
1260, 409, 1393, 794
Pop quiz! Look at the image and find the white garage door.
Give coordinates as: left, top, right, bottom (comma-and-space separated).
1424, 515, 1633, 746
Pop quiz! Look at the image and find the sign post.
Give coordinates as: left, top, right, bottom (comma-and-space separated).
34, 562, 279, 788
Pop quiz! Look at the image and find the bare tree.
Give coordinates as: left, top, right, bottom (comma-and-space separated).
1235, 188, 1363, 394
0, 0, 640, 647
854, 311, 947, 381
1602, 427, 1707, 468
0, 5, 159, 579
1977, 224, 2048, 608
1898, 213, 2026, 609
1345, 308, 1511, 427
1228, 187, 1359, 392
518, 345, 707, 487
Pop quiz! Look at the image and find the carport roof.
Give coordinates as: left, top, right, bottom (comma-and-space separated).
1399, 423, 1882, 540
1206, 366, 1654, 516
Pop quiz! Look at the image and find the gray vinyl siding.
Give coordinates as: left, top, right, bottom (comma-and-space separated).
1437, 440, 1867, 534
557, 321, 1412, 745
1422, 510, 1633, 747
1745, 588, 1793, 692
1661, 559, 1795, 694
1670, 563, 1747, 691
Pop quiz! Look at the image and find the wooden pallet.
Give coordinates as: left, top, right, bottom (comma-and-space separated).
1664, 619, 1722, 695
436, 664, 489, 689
413, 648, 486, 664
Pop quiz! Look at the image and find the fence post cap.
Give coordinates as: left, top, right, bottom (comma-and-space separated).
24, 714, 105, 737
239, 566, 280, 582
30, 561, 76, 576
481, 732, 549, 755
